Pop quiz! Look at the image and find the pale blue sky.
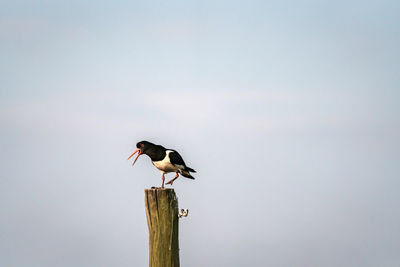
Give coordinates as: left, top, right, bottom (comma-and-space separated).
1, 1, 399, 266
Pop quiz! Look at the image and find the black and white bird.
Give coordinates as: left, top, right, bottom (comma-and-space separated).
127, 141, 196, 188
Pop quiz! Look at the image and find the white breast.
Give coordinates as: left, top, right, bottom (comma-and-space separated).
152, 150, 179, 174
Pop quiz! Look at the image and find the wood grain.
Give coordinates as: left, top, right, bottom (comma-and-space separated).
144, 188, 180, 267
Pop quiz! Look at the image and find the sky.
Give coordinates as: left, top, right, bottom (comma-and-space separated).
1, 0, 399, 266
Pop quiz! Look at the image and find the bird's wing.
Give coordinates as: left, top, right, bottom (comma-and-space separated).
169, 150, 186, 167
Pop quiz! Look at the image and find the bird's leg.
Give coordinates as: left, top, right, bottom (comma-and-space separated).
166, 172, 179, 186
161, 173, 165, 188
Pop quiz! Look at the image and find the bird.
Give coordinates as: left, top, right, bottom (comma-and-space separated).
127, 141, 196, 188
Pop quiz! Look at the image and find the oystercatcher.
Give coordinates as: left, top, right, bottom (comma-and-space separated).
127, 141, 196, 188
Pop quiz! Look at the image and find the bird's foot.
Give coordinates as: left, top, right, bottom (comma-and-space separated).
166, 180, 174, 185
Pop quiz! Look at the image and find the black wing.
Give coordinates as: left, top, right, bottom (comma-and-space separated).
169, 150, 196, 178
169, 150, 186, 167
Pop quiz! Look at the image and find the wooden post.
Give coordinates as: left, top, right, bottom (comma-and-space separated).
144, 188, 180, 267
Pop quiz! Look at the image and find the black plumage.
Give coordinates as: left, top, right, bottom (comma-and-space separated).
127, 141, 196, 188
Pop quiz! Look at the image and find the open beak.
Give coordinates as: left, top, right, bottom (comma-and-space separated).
127, 148, 142, 166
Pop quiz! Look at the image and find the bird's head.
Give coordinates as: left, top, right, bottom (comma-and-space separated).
127, 141, 153, 166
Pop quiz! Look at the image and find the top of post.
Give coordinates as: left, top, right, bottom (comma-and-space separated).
145, 187, 175, 192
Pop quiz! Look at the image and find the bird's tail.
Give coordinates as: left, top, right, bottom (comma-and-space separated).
186, 167, 196, 173
181, 167, 196, 179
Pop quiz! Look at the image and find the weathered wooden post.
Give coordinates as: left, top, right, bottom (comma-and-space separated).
144, 188, 180, 267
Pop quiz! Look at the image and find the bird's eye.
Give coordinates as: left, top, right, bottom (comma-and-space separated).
141, 144, 144, 147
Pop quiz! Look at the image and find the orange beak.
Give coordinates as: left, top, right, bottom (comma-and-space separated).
127, 148, 142, 166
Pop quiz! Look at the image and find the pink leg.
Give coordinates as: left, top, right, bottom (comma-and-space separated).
166, 173, 179, 185
161, 174, 165, 188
